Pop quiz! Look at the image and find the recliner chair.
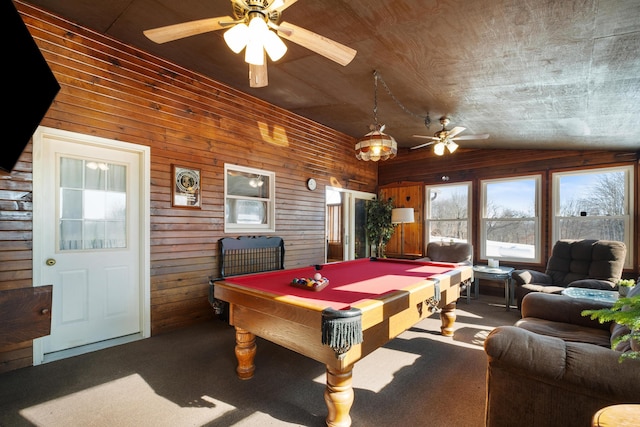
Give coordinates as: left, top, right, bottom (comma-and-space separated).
417, 241, 473, 302
511, 239, 626, 309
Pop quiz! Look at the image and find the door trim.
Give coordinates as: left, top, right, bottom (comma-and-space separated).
31, 126, 151, 365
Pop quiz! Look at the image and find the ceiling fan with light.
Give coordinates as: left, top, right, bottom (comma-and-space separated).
143, 0, 357, 88
410, 117, 489, 155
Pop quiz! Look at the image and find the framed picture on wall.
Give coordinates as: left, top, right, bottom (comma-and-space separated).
172, 165, 201, 208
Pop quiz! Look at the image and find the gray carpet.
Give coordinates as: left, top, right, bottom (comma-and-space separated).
0, 295, 521, 427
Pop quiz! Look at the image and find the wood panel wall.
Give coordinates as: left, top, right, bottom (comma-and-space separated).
378, 147, 640, 273
0, 1, 377, 373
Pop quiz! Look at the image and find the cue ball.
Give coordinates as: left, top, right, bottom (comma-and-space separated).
314, 272, 322, 281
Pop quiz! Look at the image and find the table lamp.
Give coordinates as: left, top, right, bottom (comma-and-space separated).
391, 208, 415, 258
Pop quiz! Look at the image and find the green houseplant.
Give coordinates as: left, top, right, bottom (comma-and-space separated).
618, 278, 636, 297
365, 197, 395, 257
582, 294, 640, 362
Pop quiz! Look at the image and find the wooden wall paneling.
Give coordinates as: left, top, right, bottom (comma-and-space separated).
379, 148, 639, 273
0, 1, 377, 373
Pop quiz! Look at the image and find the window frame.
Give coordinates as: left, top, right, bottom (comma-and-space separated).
480, 174, 542, 264
424, 181, 472, 244
552, 165, 634, 268
224, 164, 276, 233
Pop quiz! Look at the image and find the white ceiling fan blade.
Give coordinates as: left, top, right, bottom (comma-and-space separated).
452, 133, 490, 140
249, 59, 268, 88
144, 16, 234, 44
446, 126, 466, 139
412, 135, 439, 140
277, 21, 357, 66
410, 141, 436, 150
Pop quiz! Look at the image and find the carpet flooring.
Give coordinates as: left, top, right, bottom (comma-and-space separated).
0, 295, 521, 427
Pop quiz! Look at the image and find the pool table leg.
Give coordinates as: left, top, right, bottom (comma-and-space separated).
440, 301, 456, 337
234, 327, 256, 379
324, 365, 354, 427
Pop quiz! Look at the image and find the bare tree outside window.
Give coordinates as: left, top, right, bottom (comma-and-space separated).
556, 169, 628, 243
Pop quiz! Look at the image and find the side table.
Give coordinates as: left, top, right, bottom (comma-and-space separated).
473, 265, 514, 310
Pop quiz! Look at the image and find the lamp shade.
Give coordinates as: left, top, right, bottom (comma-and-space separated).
391, 208, 414, 224
355, 130, 397, 161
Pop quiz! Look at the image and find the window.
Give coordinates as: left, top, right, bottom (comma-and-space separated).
481, 175, 541, 263
425, 182, 471, 243
224, 164, 275, 233
553, 166, 633, 268
59, 157, 127, 250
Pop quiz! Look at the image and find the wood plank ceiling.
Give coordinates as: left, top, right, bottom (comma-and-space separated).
21, 0, 640, 152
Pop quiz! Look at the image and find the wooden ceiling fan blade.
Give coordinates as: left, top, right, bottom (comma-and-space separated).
412, 135, 439, 140
446, 126, 466, 139
144, 16, 234, 44
269, 0, 299, 13
249, 61, 268, 88
277, 21, 356, 66
452, 133, 490, 140
410, 141, 436, 150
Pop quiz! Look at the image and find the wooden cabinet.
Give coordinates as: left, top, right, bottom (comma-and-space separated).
0, 285, 52, 346
380, 183, 424, 258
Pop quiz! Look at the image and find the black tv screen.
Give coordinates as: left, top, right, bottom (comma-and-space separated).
2, 1, 60, 173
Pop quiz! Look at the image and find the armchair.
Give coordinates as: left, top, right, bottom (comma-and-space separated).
418, 241, 472, 265
511, 239, 626, 309
417, 241, 473, 302
484, 288, 640, 427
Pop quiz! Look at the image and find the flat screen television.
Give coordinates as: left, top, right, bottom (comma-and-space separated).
2, 1, 60, 173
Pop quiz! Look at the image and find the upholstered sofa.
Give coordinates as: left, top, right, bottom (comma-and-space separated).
484, 286, 640, 427
511, 239, 626, 309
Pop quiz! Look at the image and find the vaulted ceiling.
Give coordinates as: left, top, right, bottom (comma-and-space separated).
22, 0, 640, 152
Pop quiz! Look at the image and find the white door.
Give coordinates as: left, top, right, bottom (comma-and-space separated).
32, 127, 150, 364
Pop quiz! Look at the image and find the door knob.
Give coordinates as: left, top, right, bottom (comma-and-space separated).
46, 258, 56, 266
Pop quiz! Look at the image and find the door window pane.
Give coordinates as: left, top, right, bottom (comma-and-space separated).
59, 157, 127, 250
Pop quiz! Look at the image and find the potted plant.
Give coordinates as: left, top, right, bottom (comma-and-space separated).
618, 278, 636, 297
365, 197, 395, 257
582, 294, 640, 362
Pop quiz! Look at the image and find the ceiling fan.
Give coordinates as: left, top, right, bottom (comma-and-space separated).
143, 0, 357, 88
410, 117, 489, 155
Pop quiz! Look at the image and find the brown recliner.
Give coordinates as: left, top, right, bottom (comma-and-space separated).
511, 239, 626, 309
417, 241, 473, 302
483, 286, 640, 427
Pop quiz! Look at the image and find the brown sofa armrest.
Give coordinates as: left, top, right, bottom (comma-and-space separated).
520, 293, 613, 330
484, 326, 566, 377
511, 269, 552, 286
568, 278, 617, 290
485, 326, 640, 399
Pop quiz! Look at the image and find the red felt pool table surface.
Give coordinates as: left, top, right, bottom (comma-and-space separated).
213, 257, 472, 427
219, 257, 459, 310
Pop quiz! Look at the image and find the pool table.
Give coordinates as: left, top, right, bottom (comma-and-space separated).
213, 257, 472, 427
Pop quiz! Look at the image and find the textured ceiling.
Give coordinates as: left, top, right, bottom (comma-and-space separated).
22, 0, 640, 152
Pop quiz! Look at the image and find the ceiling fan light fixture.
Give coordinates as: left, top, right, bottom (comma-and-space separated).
434, 142, 446, 156
223, 23, 249, 53
244, 16, 269, 65
263, 30, 287, 61
447, 141, 458, 153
